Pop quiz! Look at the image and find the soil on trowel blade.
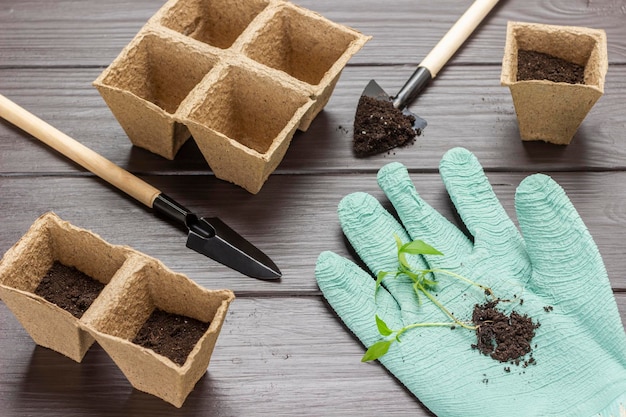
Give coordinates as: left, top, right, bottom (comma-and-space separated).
353, 95, 419, 157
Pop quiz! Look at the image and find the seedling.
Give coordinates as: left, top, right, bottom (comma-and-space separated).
362, 235, 495, 362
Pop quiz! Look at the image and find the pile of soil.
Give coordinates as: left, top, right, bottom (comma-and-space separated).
353, 95, 419, 157
517, 49, 585, 84
132, 308, 210, 366
34, 261, 105, 318
471, 300, 540, 364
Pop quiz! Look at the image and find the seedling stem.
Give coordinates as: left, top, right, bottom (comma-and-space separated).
362, 235, 495, 362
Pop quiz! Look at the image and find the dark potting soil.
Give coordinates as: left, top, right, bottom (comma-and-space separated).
132, 308, 210, 366
34, 261, 105, 318
353, 95, 419, 157
472, 300, 540, 364
517, 49, 585, 84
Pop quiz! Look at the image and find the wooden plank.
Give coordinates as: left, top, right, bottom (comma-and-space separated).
1, 0, 625, 416
0, 297, 428, 416
1, 295, 624, 416
295, 0, 626, 64
1, 65, 626, 175
1, 0, 626, 67
0, 0, 161, 67
2, 173, 626, 293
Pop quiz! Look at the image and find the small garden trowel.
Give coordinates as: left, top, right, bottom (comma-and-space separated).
0, 93, 281, 280
357, 0, 499, 134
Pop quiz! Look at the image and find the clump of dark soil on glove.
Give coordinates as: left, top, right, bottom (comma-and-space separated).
353, 95, 420, 157
517, 49, 585, 84
471, 300, 540, 364
34, 261, 105, 318
132, 308, 210, 366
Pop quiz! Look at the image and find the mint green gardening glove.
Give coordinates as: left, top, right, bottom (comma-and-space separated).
316, 147, 626, 417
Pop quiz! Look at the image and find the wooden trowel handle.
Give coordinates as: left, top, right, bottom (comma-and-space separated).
0, 93, 161, 208
392, 0, 499, 109
420, 0, 499, 78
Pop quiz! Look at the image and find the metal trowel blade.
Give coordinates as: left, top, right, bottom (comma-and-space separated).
360, 80, 427, 132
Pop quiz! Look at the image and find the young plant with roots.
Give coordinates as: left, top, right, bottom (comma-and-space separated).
362, 235, 497, 362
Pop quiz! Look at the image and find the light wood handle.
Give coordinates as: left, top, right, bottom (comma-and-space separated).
419, 0, 499, 77
0, 93, 161, 208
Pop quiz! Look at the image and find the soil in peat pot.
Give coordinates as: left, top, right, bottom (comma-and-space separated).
352, 50, 583, 157
517, 49, 585, 84
132, 309, 210, 366
471, 300, 540, 366
34, 261, 105, 318
353, 95, 420, 157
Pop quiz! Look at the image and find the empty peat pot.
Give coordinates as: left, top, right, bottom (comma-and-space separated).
501, 21, 608, 145
94, 0, 370, 193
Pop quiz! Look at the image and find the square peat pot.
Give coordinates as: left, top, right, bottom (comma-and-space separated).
157, 0, 271, 50
94, 0, 369, 193
82, 258, 235, 408
93, 31, 219, 159
501, 21, 608, 145
240, 1, 371, 130
180, 63, 315, 194
0, 212, 130, 362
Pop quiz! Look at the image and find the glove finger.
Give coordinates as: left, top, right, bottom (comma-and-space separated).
315, 251, 404, 347
439, 147, 526, 260
377, 161, 472, 270
516, 174, 626, 340
338, 192, 424, 321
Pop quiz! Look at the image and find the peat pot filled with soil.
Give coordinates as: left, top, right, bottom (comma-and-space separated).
0, 213, 129, 362
82, 258, 235, 408
0, 213, 235, 407
501, 21, 607, 145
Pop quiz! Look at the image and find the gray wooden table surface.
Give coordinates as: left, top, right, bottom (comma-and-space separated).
1, 0, 625, 415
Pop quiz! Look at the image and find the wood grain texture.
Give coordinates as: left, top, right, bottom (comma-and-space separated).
0, 298, 429, 416
1, 296, 625, 416
2, 0, 626, 66
1, 0, 626, 415
2, 172, 626, 293
1, 65, 626, 174
0, 94, 162, 207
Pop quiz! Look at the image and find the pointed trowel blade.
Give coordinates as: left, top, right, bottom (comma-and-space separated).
362, 79, 389, 101
152, 194, 281, 280
186, 216, 282, 280
360, 79, 427, 133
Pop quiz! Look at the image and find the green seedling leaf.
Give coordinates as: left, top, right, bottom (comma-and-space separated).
402, 240, 443, 256
375, 315, 393, 336
361, 340, 393, 362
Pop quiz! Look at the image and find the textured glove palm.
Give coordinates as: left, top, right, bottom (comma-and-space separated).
315, 147, 626, 417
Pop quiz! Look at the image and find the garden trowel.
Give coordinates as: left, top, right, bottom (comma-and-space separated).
0, 93, 281, 280
356, 0, 499, 135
